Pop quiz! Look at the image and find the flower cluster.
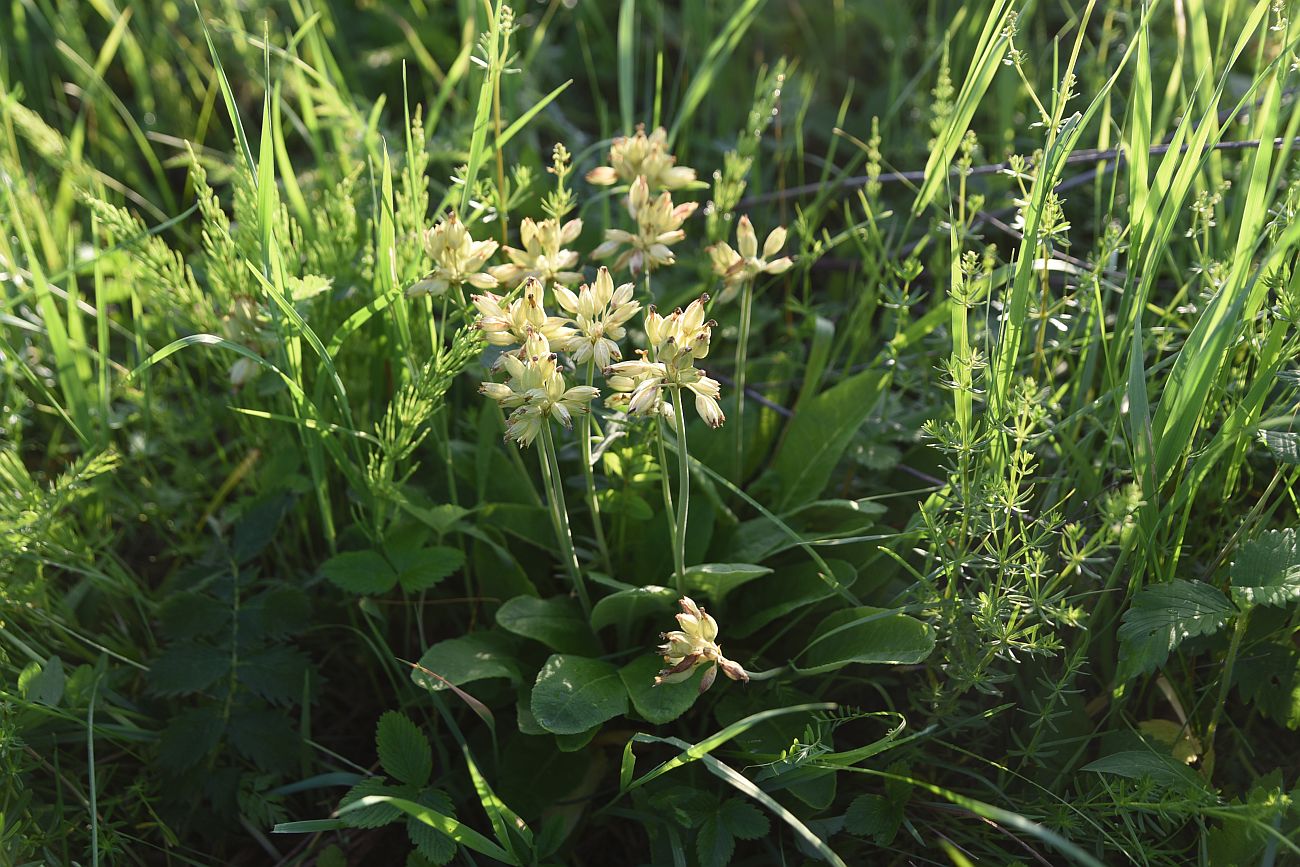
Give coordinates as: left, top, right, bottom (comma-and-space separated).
407, 212, 499, 298
554, 266, 641, 370
472, 277, 575, 348
490, 217, 584, 288
605, 297, 725, 428
585, 124, 696, 191
593, 176, 697, 276
707, 215, 793, 301
480, 329, 599, 448
656, 597, 749, 692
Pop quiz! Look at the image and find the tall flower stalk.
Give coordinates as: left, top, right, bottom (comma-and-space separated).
607, 297, 723, 590
708, 216, 792, 482
555, 267, 640, 570
478, 323, 598, 615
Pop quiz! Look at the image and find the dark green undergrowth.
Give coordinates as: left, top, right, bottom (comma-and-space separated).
3, 1, 1300, 865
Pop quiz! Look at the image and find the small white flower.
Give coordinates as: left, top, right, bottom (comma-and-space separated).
407, 212, 499, 297
480, 329, 600, 448
592, 176, 697, 276
585, 124, 697, 191
471, 277, 576, 348
554, 266, 641, 370
706, 215, 794, 302
655, 597, 748, 692
489, 217, 584, 288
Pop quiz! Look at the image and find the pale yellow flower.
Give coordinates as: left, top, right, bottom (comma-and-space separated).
471, 277, 576, 348
586, 124, 697, 191
656, 597, 748, 692
489, 217, 584, 288
605, 297, 725, 428
706, 215, 794, 302
407, 212, 500, 298
480, 329, 599, 448
591, 176, 697, 276
554, 266, 641, 370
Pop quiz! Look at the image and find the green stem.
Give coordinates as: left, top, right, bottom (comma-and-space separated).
671, 387, 690, 592
1203, 608, 1248, 779
656, 414, 677, 569
538, 420, 591, 616
733, 278, 754, 482
580, 361, 612, 572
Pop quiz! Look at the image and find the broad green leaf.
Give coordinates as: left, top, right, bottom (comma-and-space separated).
683, 563, 772, 601
799, 607, 934, 675
1259, 429, 1300, 464
732, 560, 857, 637
1235, 642, 1300, 729
843, 794, 900, 843
496, 595, 598, 655
395, 546, 465, 593
377, 711, 433, 787
321, 550, 396, 595
697, 816, 734, 867
1117, 580, 1236, 681
149, 644, 228, 697
24, 655, 66, 706
1230, 528, 1300, 608
530, 654, 628, 735
1082, 750, 1207, 794
719, 799, 769, 840
770, 366, 890, 511
412, 631, 520, 692
590, 585, 676, 633
555, 726, 600, 752
619, 655, 703, 724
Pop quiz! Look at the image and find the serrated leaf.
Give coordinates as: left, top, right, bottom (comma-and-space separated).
149, 643, 229, 696
338, 778, 405, 829
320, 550, 396, 595
619, 655, 703, 724
228, 707, 300, 772
530, 654, 628, 735
1235, 642, 1300, 729
1117, 580, 1236, 681
377, 711, 433, 787
719, 799, 768, 840
1230, 528, 1300, 608
697, 816, 735, 867
411, 631, 520, 692
395, 546, 466, 593
590, 585, 676, 632
238, 645, 310, 705
158, 592, 229, 641
496, 595, 598, 654
241, 585, 311, 638
843, 794, 898, 843
1259, 429, 1300, 464
1082, 750, 1208, 794
157, 706, 224, 770
799, 607, 934, 675
408, 815, 457, 865
682, 563, 773, 601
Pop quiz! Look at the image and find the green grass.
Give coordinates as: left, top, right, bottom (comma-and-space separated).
3, 0, 1300, 864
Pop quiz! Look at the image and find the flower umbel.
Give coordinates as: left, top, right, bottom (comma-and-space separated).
656, 597, 749, 692
472, 277, 576, 349
706, 215, 793, 302
489, 217, 584, 288
605, 297, 725, 428
554, 266, 641, 370
592, 176, 697, 276
407, 212, 500, 298
585, 124, 697, 191
480, 329, 599, 448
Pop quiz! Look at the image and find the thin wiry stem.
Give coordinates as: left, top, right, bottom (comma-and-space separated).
538, 421, 591, 617
733, 278, 754, 482
671, 386, 690, 593
579, 361, 612, 571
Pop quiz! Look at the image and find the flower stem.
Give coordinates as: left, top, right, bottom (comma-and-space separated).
538, 420, 591, 617
580, 361, 612, 572
671, 386, 690, 593
733, 278, 754, 483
